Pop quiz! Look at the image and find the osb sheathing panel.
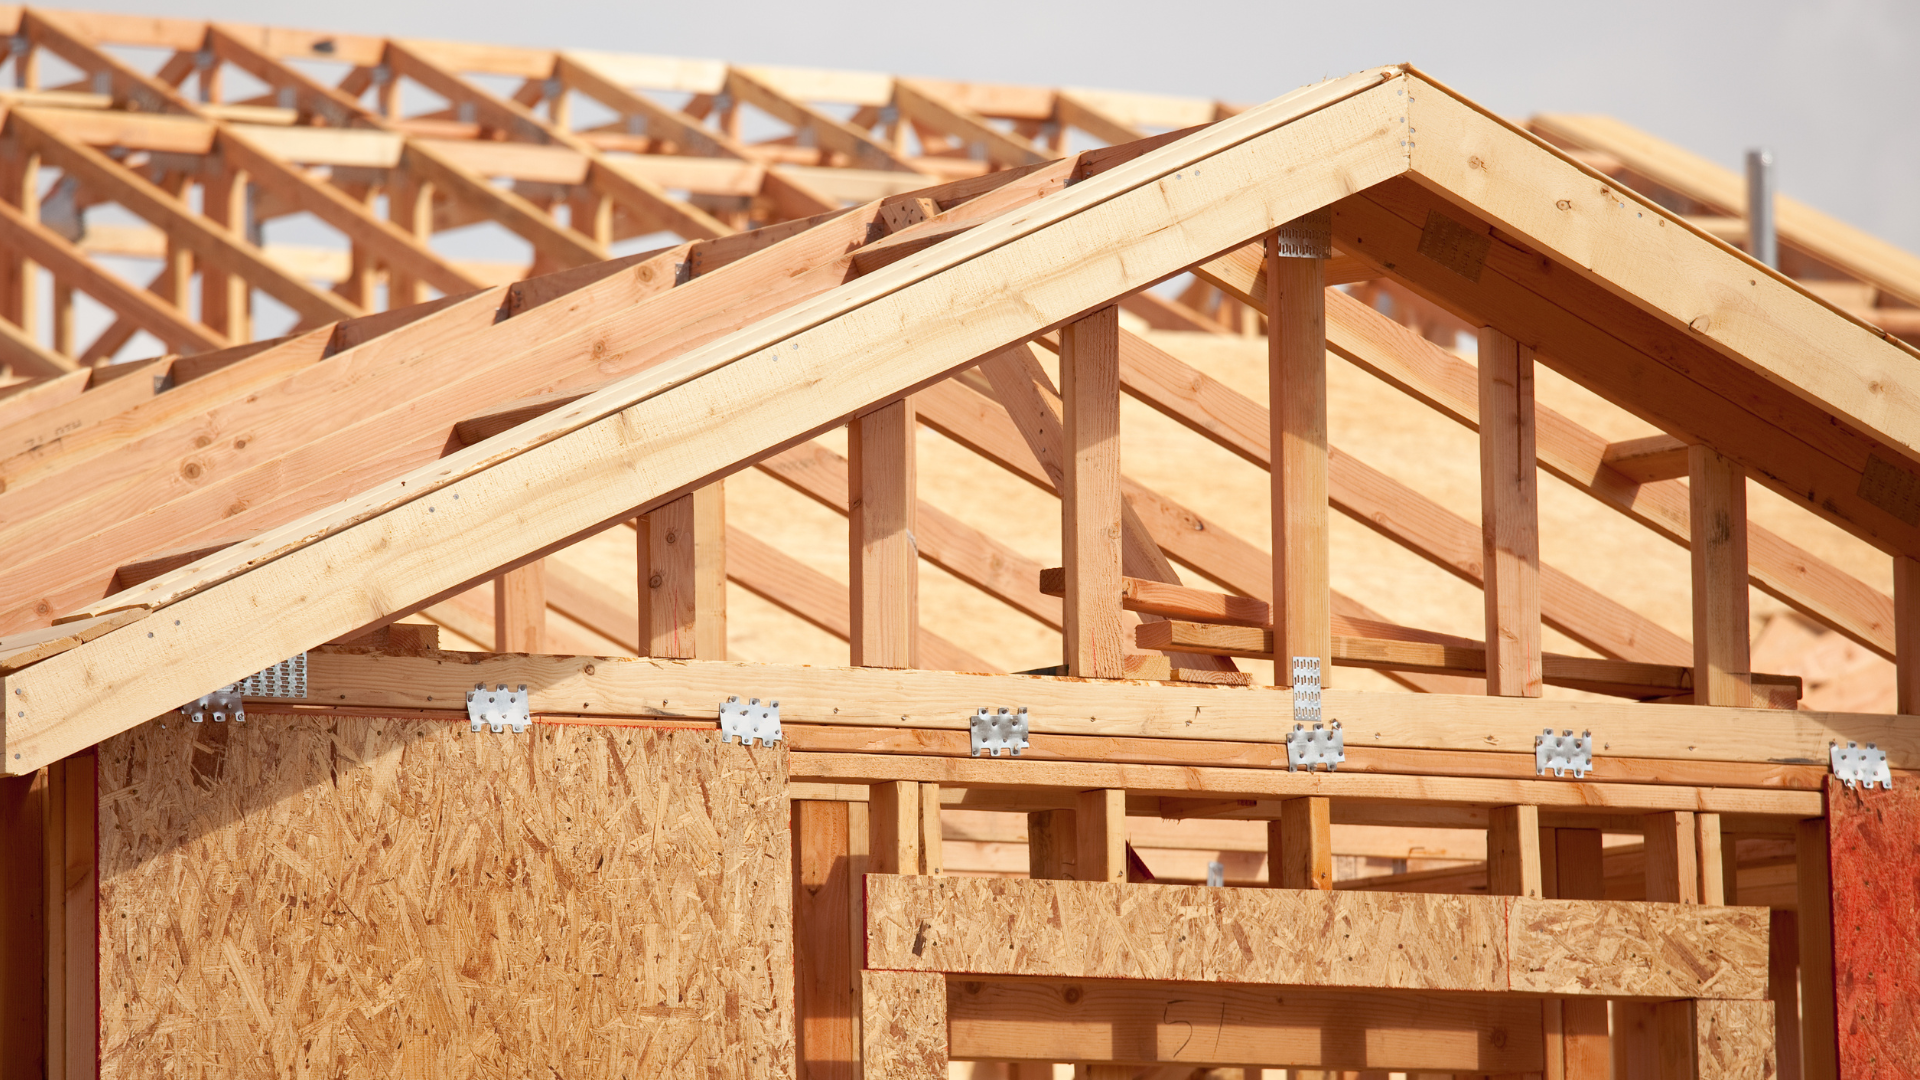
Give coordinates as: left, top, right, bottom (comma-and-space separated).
1508, 898, 1770, 1000
866, 875, 1505, 990
95, 714, 793, 1078
1692, 999, 1777, 1080
861, 970, 948, 1079
867, 876, 1769, 1000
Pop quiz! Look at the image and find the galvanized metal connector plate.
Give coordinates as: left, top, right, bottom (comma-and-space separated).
237, 653, 306, 698
1830, 741, 1892, 790
1206, 861, 1225, 887
1286, 720, 1343, 772
1272, 208, 1333, 259
969, 706, 1029, 757
467, 683, 530, 734
1291, 657, 1322, 726
179, 688, 243, 724
1536, 729, 1593, 778
721, 696, 782, 747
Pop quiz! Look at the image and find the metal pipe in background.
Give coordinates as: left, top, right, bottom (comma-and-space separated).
1746, 148, 1777, 269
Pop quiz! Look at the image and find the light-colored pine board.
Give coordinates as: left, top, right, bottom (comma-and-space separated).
793, 799, 857, 1079
1479, 326, 1542, 697
1061, 307, 1124, 678
1690, 445, 1752, 707
1267, 242, 1330, 684
1274, 796, 1331, 890
1646, 810, 1701, 905
638, 494, 697, 658
849, 399, 918, 669
870, 780, 921, 876
492, 559, 546, 652
1489, 803, 1542, 898
96, 718, 793, 1077
1075, 787, 1125, 883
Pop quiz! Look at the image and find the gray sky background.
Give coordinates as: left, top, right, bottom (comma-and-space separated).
43, 0, 1920, 254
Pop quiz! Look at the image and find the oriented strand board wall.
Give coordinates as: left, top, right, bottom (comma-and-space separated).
95, 714, 793, 1078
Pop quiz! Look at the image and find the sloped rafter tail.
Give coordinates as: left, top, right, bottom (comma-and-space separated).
1, 69, 1411, 771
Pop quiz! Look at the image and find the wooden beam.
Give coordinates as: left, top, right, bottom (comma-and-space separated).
865, 875, 1770, 999
1480, 326, 1542, 697
1697, 811, 1726, 907
1027, 809, 1075, 881
1898, 556, 1920, 715
1267, 232, 1330, 683
1604, 434, 1691, 483
1075, 788, 1125, 883
726, 67, 926, 174
638, 494, 697, 658
1039, 568, 1267, 627
1272, 795, 1331, 890
1690, 445, 1752, 707
1060, 307, 1123, 678
1489, 803, 1542, 898
893, 79, 1051, 168
277, 649, 1915, 778
1556, 829, 1610, 1080
1797, 814, 1839, 1080
870, 780, 920, 876
492, 560, 545, 653
1770, 909, 1804, 1080
693, 484, 726, 660
0, 769, 45, 1077
849, 399, 917, 669
1645, 810, 1700, 905
917, 782, 942, 876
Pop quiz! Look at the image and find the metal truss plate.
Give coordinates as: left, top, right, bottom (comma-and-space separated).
1206, 861, 1225, 887
721, 696, 782, 747
237, 653, 306, 698
180, 688, 243, 724
467, 683, 530, 734
1535, 729, 1593, 778
1830, 741, 1892, 790
1272, 208, 1333, 259
1290, 657, 1322, 726
969, 707, 1029, 757
1286, 720, 1343, 772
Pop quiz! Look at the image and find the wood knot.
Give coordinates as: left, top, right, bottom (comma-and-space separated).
1555, 199, 1573, 211
1468, 155, 1486, 170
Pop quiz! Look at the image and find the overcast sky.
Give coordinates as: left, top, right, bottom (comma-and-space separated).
48, 0, 1920, 254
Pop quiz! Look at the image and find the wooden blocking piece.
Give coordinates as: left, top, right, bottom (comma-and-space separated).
1603, 433, 1691, 483
1769, 910, 1803, 1080
1266, 236, 1330, 684
1027, 808, 1077, 881
849, 398, 918, 669
1646, 810, 1701, 904
918, 782, 943, 876
98, 718, 793, 1076
792, 800, 857, 1078
1697, 812, 1726, 906
860, 970, 947, 1079
1796, 816, 1839, 1080
1897, 554, 1920, 715
1689, 444, 1752, 707
1826, 779, 1920, 1078
1075, 788, 1126, 884
1060, 306, 1123, 678
1270, 795, 1332, 890
870, 780, 922, 876
639, 494, 698, 658
1478, 326, 1542, 697
947, 978, 1548, 1074
492, 559, 546, 653
1489, 803, 1543, 898
1657, 999, 1777, 1079
693, 483, 727, 660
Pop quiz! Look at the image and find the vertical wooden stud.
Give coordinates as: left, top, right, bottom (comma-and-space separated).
387, 172, 433, 308
917, 783, 942, 876
49, 282, 72, 358
43, 751, 94, 1080
1267, 234, 1330, 683
1479, 326, 1543, 697
1074, 788, 1125, 884
1696, 812, 1726, 906
1770, 909, 1803, 1080
1654, 999, 1696, 1079
1689, 444, 1752, 706
1489, 804, 1543, 898
694, 483, 727, 660
1027, 809, 1076, 881
792, 801, 856, 1080
1795, 816, 1838, 1080
869, 781, 920, 876
1895, 555, 1920, 714
639, 494, 698, 658
1557, 828, 1611, 1080
849, 398, 918, 669
1060, 306, 1122, 678
42, 760, 64, 1080
2, 146, 40, 337
492, 560, 546, 653
201, 164, 250, 340
1645, 810, 1700, 904
1270, 796, 1332, 890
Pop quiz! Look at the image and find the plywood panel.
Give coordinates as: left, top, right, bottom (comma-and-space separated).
1508, 897, 1769, 1000
96, 715, 793, 1078
861, 970, 947, 1079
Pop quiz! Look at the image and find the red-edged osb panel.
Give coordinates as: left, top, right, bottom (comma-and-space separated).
1828, 777, 1920, 1079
